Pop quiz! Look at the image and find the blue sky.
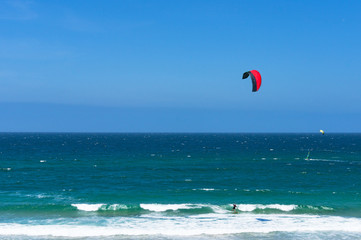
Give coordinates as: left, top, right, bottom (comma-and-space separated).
1, 0, 361, 132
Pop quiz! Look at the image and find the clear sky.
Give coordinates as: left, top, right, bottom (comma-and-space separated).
1, 0, 361, 132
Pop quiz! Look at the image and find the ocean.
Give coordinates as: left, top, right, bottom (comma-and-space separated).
0, 133, 361, 239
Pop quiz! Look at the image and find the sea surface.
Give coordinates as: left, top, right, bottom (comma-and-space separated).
1, 133, 361, 239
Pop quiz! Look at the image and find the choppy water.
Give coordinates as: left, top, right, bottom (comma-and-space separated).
1, 133, 361, 239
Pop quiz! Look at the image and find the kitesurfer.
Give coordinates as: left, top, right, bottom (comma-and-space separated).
233, 204, 237, 213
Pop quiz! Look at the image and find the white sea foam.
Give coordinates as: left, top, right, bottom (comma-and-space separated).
140, 203, 228, 214
34, 194, 47, 199
72, 204, 103, 211
71, 203, 129, 211
140, 204, 199, 212
1, 214, 361, 237
50, 202, 331, 216
237, 204, 258, 212
305, 205, 334, 211
255, 189, 270, 192
193, 188, 215, 191
236, 204, 297, 212
263, 204, 297, 211
306, 158, 347, 163
24, 193, 58, 199
102, 204, 129, 211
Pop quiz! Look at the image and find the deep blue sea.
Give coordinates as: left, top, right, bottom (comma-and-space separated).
1, 133, 361, 239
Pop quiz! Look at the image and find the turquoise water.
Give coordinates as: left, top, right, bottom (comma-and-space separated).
1, 133, 361, 239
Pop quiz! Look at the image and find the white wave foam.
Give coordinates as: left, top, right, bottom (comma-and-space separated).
140, 204, 198, 212
193, 188, 215, 191
236, 204, 297, 212
306, 158, 346, 162
140, 203, 228, 214
72, 204, 103, 211
1, 214, 361, 237
255, 189, 271, 192
265, 204, 297, 211
305, 205, 334, 211
71, 203, 298, 213
101, 204, 129, 211
71, 204, 129, 211
24, 193, 58, 199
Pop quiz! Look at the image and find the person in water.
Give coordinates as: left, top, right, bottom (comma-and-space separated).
233, 204, 237, 213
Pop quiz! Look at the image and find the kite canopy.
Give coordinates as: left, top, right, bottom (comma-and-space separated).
320, 130, 325, 135
242, 70, 262, 92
